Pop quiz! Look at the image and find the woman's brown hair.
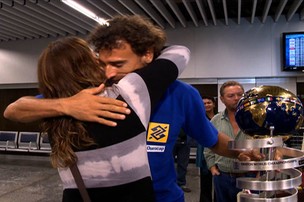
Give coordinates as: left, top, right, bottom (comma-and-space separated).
37, 36, 105, 168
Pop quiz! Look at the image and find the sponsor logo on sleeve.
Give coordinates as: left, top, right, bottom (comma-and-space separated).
147, 122, 169, 143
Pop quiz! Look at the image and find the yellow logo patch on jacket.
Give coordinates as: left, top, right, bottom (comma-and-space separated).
147, 122, 169, 143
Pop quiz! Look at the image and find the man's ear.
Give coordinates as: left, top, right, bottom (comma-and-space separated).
143, 49, 154, 64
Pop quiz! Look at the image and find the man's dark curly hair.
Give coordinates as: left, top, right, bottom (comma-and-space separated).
87, 15, 166, 57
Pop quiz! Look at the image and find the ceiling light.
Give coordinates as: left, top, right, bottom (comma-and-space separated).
62, 0, 109, 26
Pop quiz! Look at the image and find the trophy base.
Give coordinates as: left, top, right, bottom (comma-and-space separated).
229, 136, 304, 202
237, 188, 298, 202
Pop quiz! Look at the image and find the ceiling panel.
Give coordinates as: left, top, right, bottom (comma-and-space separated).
0, 0, 303, 43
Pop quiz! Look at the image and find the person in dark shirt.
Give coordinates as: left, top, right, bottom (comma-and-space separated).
196, 95, 217, 202
173, 129, 192, 192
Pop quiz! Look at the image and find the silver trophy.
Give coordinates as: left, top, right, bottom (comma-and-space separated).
230, 85, 304, 201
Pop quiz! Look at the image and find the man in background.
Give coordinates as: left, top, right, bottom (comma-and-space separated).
173, 129, 191, 193
196, 95, 217, 202
204, 81, 250, 202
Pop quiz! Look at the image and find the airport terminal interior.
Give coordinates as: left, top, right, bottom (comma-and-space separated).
2, 1, 304, 202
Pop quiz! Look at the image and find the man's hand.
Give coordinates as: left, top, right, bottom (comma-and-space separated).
61, 84, 131, 126
237, 149, 265, 161
238, 148, 284, 161
3, 84, 130, 124
210, 166, 220, 176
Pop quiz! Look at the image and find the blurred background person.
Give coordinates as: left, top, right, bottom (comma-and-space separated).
173, 129, 192, 193
196, 95, 217, 202
203, 96, 216, 120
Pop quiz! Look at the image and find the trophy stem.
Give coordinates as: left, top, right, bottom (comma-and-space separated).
265, 126, 276, 190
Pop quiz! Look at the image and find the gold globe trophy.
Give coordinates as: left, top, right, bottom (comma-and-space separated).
229, 85, 304, 201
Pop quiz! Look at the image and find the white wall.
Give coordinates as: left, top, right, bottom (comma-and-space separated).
165, 16, 304, 79
0, 37, 54, 84
1, 16, 304, 86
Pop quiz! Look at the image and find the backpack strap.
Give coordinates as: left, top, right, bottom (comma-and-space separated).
70, 163, 92, 202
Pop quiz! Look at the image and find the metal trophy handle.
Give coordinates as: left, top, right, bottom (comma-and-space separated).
229, 126, 304, 202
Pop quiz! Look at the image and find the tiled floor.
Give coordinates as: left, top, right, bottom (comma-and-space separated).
0, 154, 62, 202
0, 153, 201, 202
184, 164, 200, 202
